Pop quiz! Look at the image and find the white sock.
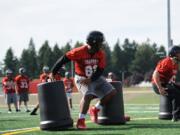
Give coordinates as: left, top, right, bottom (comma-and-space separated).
95, 102, 102, 110
79, 113, 86, 119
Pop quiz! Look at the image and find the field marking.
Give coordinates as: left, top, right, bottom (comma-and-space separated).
123, 91, 153, 94
127, 111, 158, 113
1, 127, 40, 135
1, 117, 157, 135
0, 115, 32, 120
125, 104, 158, 105
132, 117, 157, 120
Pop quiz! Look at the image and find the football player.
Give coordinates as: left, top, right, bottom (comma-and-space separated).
2, 69, 18, 113
51, 31, 116, 129
15, 67, 30, 112
63, 72, 74, 109
30, 66, 50, 115
40, 66, 50, 82
152, 45, 180, 122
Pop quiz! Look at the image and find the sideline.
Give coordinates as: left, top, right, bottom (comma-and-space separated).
1, 117, 157, 135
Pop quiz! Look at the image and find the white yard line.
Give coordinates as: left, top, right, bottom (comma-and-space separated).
127, 111, 158, 113
125, 104, 159, 106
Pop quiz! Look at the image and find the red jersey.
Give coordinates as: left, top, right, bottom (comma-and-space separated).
152, 57, 178, 84
63, 78, 74, 93
15, 75, 29, 93
2, 77, 16, 93
54, 74, 62, 81
66, 45, 106, 78
40, 73, 50, 82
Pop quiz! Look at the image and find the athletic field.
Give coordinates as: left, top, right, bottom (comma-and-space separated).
0, 87, 180, 135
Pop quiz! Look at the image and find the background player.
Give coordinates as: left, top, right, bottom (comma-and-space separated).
2, 69, 18, 113
63, 71, 74, 109
15, 67, 30, 112
30, 66, 50, 115
152, 46, 180, 122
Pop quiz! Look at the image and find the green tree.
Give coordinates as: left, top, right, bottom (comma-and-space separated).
4, 47, 19, 75
74, 41, 83, 48
52, 43, 63, 64
122, 39, 137, 72
130, 42, 155, 74
20, 49, 30, 76
61, 42, 72, 53
20, 38, 38, 78
61, 42, 72, 72
38, 40, 54, 72
151, 44, 166, 69
111, 40, 123, 80
103, 43, 112, 76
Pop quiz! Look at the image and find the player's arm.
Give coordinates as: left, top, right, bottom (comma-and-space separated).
14, 78, 19, 93
15, 82, 19, 94
152, 70, 168, 95
51, 55, 71, 75
2, 80, 7, 87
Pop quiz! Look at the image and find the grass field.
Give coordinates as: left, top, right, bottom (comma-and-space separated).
0, 87, 180, 135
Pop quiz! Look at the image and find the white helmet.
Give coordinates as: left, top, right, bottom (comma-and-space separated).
19, 67, 26, 74
43, 66, 49, 73
108, 72, 115, 79
6, 69, 13, 74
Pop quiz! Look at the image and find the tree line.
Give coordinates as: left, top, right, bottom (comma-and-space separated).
2, 38, 168, 86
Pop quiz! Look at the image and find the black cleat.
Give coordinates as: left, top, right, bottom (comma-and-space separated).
16, 109, 20, 112
30, 108, 38, 115
30, 111, 38, 115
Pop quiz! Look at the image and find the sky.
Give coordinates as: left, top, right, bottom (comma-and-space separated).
0, 0, 180, 62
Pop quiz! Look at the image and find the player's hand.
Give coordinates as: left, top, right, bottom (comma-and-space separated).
159, 87, 168, 96
79, 78, 91, 86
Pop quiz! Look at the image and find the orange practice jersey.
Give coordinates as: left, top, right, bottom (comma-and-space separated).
2, 77, 16, 93
66, 45, 106, 78
40, 73, 49, 82
63, 78, 74, 93
152, 57, 178, 84
15, 75, 29, 93
54, 74, 62, 81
